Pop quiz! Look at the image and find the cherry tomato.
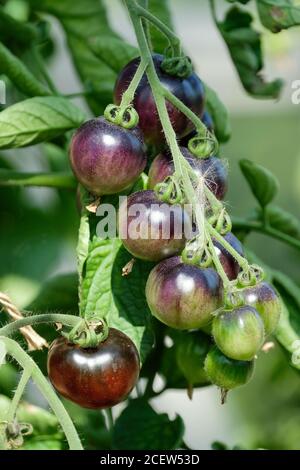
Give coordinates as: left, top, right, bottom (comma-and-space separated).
212, 305, 265, 361
148, 147, 227, 200
242, 282, 281, 336
69, 117, 146, 195
47, 328, 140, 409
204, 346, 255, 390
146, 256, 223, 329
213, 232, 244, 280
118, 190, 192, 261
114, 54, 205, 147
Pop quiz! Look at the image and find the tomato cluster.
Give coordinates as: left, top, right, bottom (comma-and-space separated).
48, 53, 281, 409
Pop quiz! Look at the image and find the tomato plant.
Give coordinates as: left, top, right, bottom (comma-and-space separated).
0, 0, 300, 452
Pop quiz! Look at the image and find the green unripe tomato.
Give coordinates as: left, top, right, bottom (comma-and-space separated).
212, 305, 265, 361
242, 282, 281, 336
204, 346, 255, 390
175, 331, 211, 387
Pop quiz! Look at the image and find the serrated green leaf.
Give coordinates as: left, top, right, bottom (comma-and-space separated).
148, 0, 174, 54
204, 83, 231, 142
0, 96, 85, 149
256, 0, 300, 32
217, 6, 283, 98
29, 0, 138, 115
112, 399, 184, 450
240, 159, 279, 207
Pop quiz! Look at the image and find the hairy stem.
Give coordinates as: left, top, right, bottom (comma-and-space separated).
120, 59, 148, 108
232, 217, 300, 252
135, 2, 181, 56
6, 368, 32, 422
0, 337, 83, 449
0, 313, 80, 338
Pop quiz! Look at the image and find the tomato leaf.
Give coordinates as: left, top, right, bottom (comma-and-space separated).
0, 96, 85, 149
256, 0, 300, 32
80, 234, 154, 362
255, 205, 300, 238
29, 0, 138, 115
0, 42, 49, 97
148, 0, 175, 54
217, 6, 283, 98
239, 159, 279, 207
112, 399, 185, 450
204, 82, 231, 142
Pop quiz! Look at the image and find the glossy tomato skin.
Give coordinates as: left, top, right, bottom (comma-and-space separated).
114, 54, 205, 147
47, 328, 140, 409
146, 256, 223, 329
118, 190, 192, 262
147, 147, 228, 200
204, 346, 255, 390
212, 306, 265, 361
69, 117, 146, 196
242, 282, 281, 336
213, 232, 244, 280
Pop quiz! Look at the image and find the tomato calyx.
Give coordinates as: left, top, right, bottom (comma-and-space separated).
237, 264, 265, 288
160, 53, 193, 79
62, 317, 109, 348
104, 103, 139, 129
188, 130, 219, 159
1, 419, 33, 449
154, 175, 184, 204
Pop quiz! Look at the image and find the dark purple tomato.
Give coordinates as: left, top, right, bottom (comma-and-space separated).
118, 190, 192, 262
213, 232, 244, 280
146, 256, 223, 329
147, 147, 228, 200
180, 110, 214, 147
69, 117, 146, 196
114, 54, 205, 147
212, 306, 265, 361
47, 328, 140, 409
242, 282, 281, 336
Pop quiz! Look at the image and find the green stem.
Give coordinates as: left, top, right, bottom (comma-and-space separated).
232, 217, 300, 251
0, 313, 80, 338
0, 337, 83, 449
162, 87, 207, 133
208, 224, 249, 271
125, 0, 245, 283
205, 222, 231, 288
120, 59, 148, 108
135, 2, 181, 56
139, 0, 152, 50
0, 169, 77, 189
6, 368, 32, 422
